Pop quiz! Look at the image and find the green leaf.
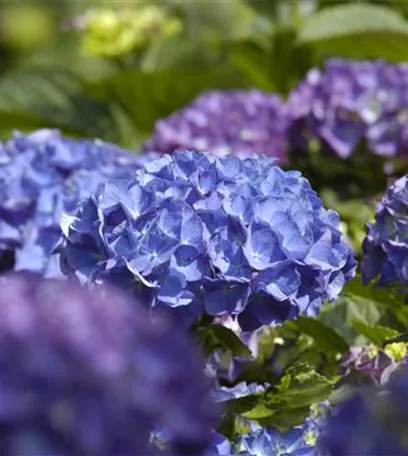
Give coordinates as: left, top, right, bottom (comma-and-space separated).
229, 40, 273, 91
87, 68, 252, 138
141, 36, 217, 71
230, 393, 266, 415
179, 0, 262, 42
350, 319, 400, 346
298, 4, 408, 61
197, 324, 252, 358
319, 298, 382, 346
383, 331, 408, 346
319, 275, 405, 344
243, 0, 317, 25
242, 362, 332, 431
218, 407, 237, 441
242, 0, 279, 18
288, 316, 349, 354
266, 362, 332, 408
269, 29, 316, 94
0, 67, 116, 141
342, 275, 404, 311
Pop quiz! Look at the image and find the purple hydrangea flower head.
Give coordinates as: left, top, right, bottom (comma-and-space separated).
318, 368, 408, 455
142, 90, 288, 163
362, 175, 408, 287
0, 129, 149, 277
58, 150, 356, 329
288, 59, 408, 159
0, 272, 215, 455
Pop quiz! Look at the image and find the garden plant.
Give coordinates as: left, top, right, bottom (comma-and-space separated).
3, 0, 408, 454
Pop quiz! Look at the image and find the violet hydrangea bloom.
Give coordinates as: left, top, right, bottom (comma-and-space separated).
288, 59, 408, 159
0, 129, 149, 277
318, 368, 408, 455
362, 175, 408, 287
58, 150, 356, 329
142, 90, 288, 163
0, 273, 215, 455
340, 344, 408, 387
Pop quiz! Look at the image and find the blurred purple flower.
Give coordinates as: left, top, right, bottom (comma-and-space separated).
287, 59, 408, 159
0, 272, 215, 455
318, 368, 408, 455
0, 129, 150, 277
58, 150, 356, 329
142, 90, 288, 163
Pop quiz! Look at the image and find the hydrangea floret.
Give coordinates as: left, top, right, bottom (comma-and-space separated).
142, 90, 288, 163
287, 58, 408, 159
58, 150, 356, 329
362, 175, 408, 287
0, 129, 148, 276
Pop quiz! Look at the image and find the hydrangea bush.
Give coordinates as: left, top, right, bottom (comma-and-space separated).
362, 175, 408, 287
142, 90, 288, 163
0, 273, 215, 455
58, 150, 356, 329
287, 58, 408, 159
0, 129, 149, 277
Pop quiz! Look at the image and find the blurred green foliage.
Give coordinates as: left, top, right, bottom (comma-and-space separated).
2, 0, 408, 145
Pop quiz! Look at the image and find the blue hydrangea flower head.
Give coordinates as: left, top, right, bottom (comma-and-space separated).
142, 90, 288, 163
0, 129, 149, 277
362, 175, 408, 287
232, 421, 317, 456
58, 150, 356, 329
318, 368, 408, 455
0, 272, 215, 455
288, 59, 408, 159
205, 424, 317, 456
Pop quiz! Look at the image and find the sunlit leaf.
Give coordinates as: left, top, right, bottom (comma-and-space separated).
287, 317, 349, 354
350, 320, 399, 346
